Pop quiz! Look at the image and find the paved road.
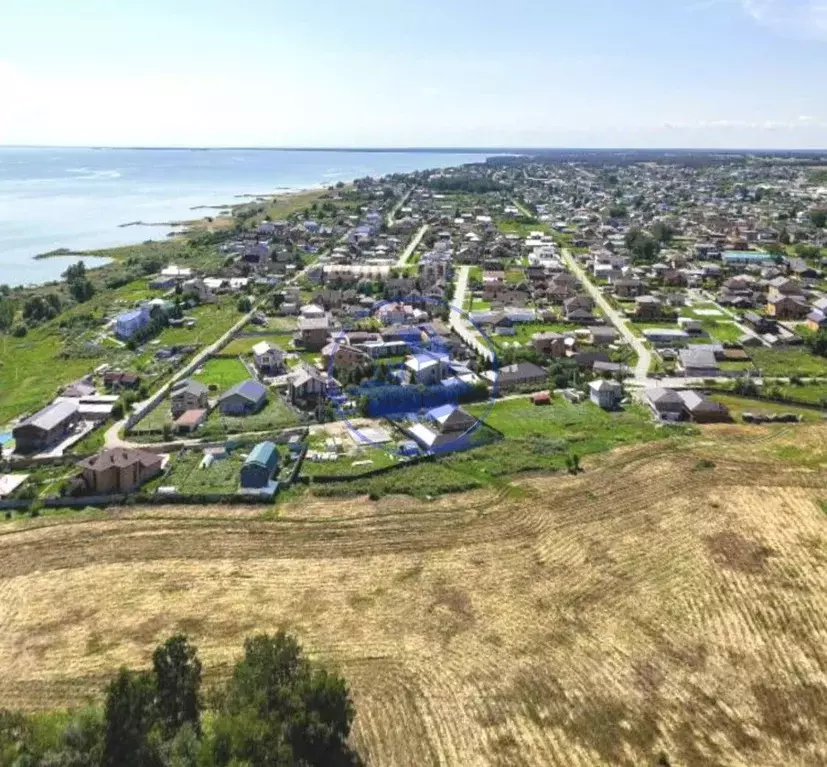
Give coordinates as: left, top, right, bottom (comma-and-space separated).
512, 199, 536, 219
696, 289, 768, 347
396, 224, 429, 268
560, 248, 652, 381
386, 188, 412, 228
450, 266, 495, 361
104, 305, 261, 449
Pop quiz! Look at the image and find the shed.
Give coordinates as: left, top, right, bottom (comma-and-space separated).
240, 441, 280, 489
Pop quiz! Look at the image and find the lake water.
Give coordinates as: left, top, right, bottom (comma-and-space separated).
0, 148, 490, 287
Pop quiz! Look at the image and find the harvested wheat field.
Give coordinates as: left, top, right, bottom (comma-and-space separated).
1, 424, 827, 765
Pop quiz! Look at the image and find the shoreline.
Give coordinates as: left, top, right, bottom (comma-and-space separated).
31, 186, 326, 262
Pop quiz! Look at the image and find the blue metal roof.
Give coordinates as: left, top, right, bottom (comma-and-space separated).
245, 441, 278, 468
221, 379, 267, 402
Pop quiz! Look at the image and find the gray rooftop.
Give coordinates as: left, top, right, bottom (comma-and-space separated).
21, 400, 79, 431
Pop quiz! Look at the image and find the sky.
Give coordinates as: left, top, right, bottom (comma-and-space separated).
1, 0, 827, 149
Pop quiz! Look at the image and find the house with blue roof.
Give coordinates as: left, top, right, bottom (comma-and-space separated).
722, 250, 773, 266
115, 305, 151, 340
407, 405, 479, 453
218, 379, 268, 416
240, 441, 280, 489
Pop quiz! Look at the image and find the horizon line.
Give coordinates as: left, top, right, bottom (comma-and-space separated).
2, 144, 827, 154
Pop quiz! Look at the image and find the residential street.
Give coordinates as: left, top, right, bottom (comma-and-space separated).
450, 265, 495, 361
386, 187, 412, 227
560, 248, 652, 381
395, 223, 428, 267
104, 305, 260, 449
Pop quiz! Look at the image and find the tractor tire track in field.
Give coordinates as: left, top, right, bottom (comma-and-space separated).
0, 429, 826, 764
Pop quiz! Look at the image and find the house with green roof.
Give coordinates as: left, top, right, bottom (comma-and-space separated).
240, 441, 279, 489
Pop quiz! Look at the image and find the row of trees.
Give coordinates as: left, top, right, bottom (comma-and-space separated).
0, 632, 362, 767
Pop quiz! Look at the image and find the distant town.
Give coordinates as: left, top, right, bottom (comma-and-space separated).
1, 151, 826, 507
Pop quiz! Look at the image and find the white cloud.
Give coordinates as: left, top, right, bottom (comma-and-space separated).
738, 0, 827, 38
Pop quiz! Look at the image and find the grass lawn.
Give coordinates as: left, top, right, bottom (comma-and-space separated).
468, 266, 483, 283
192, 357, 250, 392
260, 317, 298, 332
719, 360, 756, 372
130, 400, 175, 435
68, 425, 108, 455
710, 394, 825, 424
221, 332, 294, 356
302, 446, 399, 478
155, 450, 246, 494
464, 295, 491, 312
495, 220, 550, 237
772, 383, 827, 406
491, 322, 582, 348
0, 328, 105, 427
680, 302, 728, 320
310, 400, 677, 499
505, 268, 525, 285
199, 397, 300, 439
628, 321, 681, 336
156, 301, 241, 347
699, 320, 743, 344
750, 348, 827, 378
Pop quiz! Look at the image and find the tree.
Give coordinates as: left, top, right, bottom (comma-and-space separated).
809, 209, 827, 229
237, 296, 253, 312
805, 329, 827, 357
624, 227, 660, 263
152, 635, 202, 738
102, 669, 161, 767
210, 632, 361, 767
0, 296, 15, 332
607, 203, 627, 219
48, 708, 105, 766
23, 295, 59, 323
650, 220, 675, 244
65, 260, 95, 303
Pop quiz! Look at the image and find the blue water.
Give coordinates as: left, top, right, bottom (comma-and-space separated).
0, 148, 489, 287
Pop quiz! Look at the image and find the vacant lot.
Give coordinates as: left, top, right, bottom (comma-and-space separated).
0, 424, 826, 766
156, 449, 246, 494
221, 332, 293, 357
156, 301, 241, 347
199, 396, 301, 438
192, 357, 250, 391
751, 347, 827, 378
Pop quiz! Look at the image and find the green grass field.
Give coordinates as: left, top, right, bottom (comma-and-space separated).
302, 446, 399, 478
495, 220, 550, 237
750, 348, 827, 377
680, 302, 728, 320
199, 397, 300, 439
464, 295, 491, 312
311, 400, 678, 499
221, 332, 294, 357
710, 394, 825, 424
628, 320, 681, 336
192, 357, 250, 392
156, 301, 241, 347
0, 329, 102, 427
701, 320, 742, 344
490, 322, 582, 348
156, 450, 246, 494
772, 383, 827, 406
